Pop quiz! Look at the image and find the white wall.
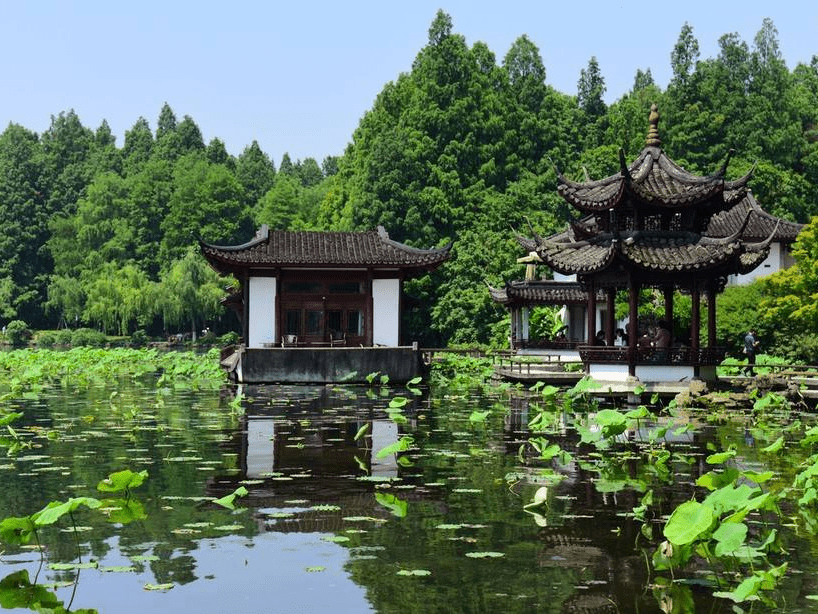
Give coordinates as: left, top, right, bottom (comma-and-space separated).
248, 276, 277, 348
728, 242, 782, 286
372, 278, 400, 346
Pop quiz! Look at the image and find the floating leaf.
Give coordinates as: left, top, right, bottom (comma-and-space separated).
388, 396, 408, 409
0, 516, 37, 546
465, 551, 504, 558
761, 436, 784, 454
375, 493, 408, 517
99, 498, 146, 524
706, 449, 737, 464
97, 469, 148, 493
48, 561, 98, 571
375, 435, 414, 459
594, 409, 628, 438
305, 566, 326, 572
34, 497, 101, 526
663, 500, 714, 546
144, 583, 174, 591
321, 535, 350, 543
713, 522, 748, 557
212, 486, 249, 510
397, 569, 431, 576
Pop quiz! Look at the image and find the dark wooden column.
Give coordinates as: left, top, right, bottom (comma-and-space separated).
707, 285, 717, 348
242, 270, 250, 345
691, 286, 701, 374
586, 280, 596, 345
663, 287, 674, 328
606, 288, 616, 346
366, 270, 374, 346
627, 277, 639, 377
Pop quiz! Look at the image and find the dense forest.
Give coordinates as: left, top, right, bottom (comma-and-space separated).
2, 11, 818, 355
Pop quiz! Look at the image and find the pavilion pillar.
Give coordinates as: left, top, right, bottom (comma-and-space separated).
663, 288, 674, 328
242, 271, 250, 345
586, 280, 596, 345
707, 285, 717, 348
605, 288, 616, 346
691, 286, 701, 375
627, 277, 639, 377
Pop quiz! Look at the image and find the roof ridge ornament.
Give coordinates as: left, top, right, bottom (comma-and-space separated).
715, 149, 735, 178
618, 148, 631, 179
646, 103, 661, 147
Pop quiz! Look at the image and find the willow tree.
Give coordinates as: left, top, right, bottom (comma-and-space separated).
157, 248, 226, 340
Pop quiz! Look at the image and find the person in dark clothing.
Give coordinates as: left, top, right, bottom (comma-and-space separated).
743, 329, 760, 376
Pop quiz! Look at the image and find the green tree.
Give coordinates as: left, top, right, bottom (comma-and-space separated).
236, 141, 276, 208
0, 123, 45, 323
157, 248, 226, 340
255, 173, 300, 229
669, 22, 700, 93
122, 117, 154, 176
577, 56, 607, 146
160, 153, 251, 262
759, 216, 818, 344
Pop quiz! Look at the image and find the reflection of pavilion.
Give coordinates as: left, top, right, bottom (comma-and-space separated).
495, 105, 802, 384
207, 386, 423, 532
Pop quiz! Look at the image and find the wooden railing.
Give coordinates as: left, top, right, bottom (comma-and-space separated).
578, 345, 727, 366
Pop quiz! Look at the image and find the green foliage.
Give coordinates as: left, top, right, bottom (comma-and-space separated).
70, 327, 107, 347
96, 469, 148, 495
4, 320, 31, 347
212, 486, 249, 510
0, 16, 814, 346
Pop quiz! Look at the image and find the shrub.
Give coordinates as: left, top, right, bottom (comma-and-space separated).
5, 320, 31, 347
35, 330, 58, 348
70, 328, 107, 347
130, 330, 148, 348
55, 329, 73, 345
219, 331, 240, 346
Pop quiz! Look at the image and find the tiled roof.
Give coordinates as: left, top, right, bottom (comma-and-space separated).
489, 280, 595, 305
201, 225, 451, 273
706, 192, 803, 242
556, 147, 752, 212
533, 230, 773, 277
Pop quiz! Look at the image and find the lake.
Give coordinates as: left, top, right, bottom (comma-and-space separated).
1, 361, 818, 613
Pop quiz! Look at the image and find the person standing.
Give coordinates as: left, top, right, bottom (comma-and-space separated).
744, 329, 760, 376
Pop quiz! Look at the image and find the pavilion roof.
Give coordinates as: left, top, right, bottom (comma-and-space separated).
706, 192, 803, 242
556, 148, 752, 213
555, 105, 756, 215
532, 228, 772, 278
201, 225, 451, 275
488, 280, 594, 306
521, 104, 802, 283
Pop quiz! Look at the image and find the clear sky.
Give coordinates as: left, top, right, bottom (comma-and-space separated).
2, 1, 816, 165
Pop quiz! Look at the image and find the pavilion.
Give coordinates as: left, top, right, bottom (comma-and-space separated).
200, 225, 450, 383
502, 105, 802, 383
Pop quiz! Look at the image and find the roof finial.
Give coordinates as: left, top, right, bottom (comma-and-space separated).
646, 103, 661, 147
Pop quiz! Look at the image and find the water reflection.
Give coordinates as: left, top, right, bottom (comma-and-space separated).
1, 381, 818, 612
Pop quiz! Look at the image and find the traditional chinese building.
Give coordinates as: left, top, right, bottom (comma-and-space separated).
501, 105, 802, 383
200, 225, 450, 383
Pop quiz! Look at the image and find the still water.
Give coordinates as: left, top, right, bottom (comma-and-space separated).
1, 378, 818, 613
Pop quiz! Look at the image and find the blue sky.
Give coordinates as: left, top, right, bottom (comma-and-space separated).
2, 1, 816, 165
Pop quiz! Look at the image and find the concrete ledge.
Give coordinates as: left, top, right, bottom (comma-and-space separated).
234, 346, 426, 384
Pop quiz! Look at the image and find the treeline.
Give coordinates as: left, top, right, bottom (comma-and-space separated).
0, 104, 339, 336
2, 11, 817, 346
